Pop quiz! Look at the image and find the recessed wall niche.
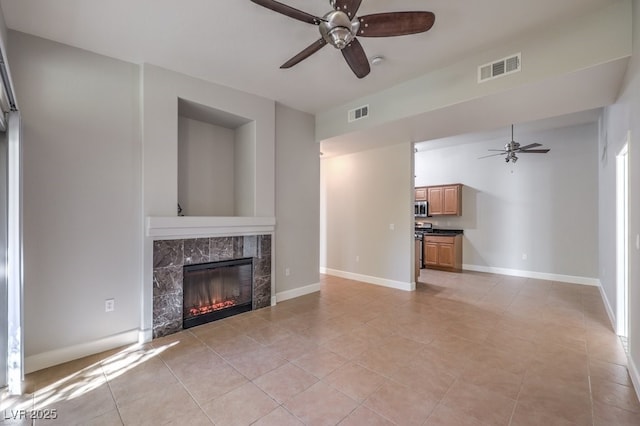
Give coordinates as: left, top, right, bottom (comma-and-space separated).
177, 98, 256, 217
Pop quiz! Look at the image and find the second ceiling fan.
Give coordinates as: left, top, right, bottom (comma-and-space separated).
250, 0, 436, 78
480, 125, 551, 163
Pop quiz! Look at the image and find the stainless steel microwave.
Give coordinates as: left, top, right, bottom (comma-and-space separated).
414, 201, 428, 217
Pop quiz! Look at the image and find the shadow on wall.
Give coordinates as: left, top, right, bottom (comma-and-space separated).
459, 186, 478, 230
467, 191, 516, 268
458, 185, 487, 267
429, 185, 478, 230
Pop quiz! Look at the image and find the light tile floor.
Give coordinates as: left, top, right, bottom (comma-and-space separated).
2, 271, 640, 425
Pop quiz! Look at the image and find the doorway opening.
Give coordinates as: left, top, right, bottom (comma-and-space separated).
616, 135, 629, 351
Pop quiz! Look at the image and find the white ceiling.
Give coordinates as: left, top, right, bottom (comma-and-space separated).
415, 108, 603, 152
0, 0, 614, 114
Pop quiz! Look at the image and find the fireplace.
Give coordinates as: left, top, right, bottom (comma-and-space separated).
152, 235, 272, 338
183, 258, 253, 328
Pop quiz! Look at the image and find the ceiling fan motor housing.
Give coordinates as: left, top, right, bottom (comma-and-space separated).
319, 10, 360, 49
505, 141, 520, 151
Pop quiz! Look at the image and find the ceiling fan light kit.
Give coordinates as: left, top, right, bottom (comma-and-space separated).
250, 0, 435, 78
479, 124, 550, 163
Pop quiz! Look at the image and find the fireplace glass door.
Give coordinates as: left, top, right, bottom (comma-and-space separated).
183, 258, 253, 328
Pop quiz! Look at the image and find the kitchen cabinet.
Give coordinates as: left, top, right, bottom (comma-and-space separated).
423, 234, 462, 272
427, 184, 462, 216
415, 187, 427, 202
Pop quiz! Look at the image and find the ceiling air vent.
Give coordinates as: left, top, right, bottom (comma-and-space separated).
478, 53, 521, 83
348, 105, 369, 123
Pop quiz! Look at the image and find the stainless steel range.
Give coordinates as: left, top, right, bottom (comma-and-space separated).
414, 222, 433, 269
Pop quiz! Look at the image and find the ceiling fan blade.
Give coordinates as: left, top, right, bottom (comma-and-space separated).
333, 0, 363, 19
487, 149, 507, 152
280, 38, 328, 69
519, 149, 550, 153
517, 143, 542, 151
342, 39, 370, 78
478, 153, 506, 159
357, 12, 435, 37
250, 0, 321, 25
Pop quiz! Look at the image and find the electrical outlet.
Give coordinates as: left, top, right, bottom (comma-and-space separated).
389, 223, 395, 231
105, 298, 115, 312
522, 253, 527, 260
285, 268, 290, 276
356, 256, 360, 263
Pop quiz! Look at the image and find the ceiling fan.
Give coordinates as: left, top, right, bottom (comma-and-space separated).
480, 125, 550, 163
250, 0, 436, 78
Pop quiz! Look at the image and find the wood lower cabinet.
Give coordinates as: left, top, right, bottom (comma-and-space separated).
423, 234, 462, 272
427, 184, 462, 216
424, 242, 437, 265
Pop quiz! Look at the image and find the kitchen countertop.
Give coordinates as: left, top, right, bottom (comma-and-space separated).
415, 228, 464, 235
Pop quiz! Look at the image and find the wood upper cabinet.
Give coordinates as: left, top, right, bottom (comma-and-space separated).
423, 235, 462, 272
427, 184, 462, 216
415, 187, 427, 201
427, 187, 443, 215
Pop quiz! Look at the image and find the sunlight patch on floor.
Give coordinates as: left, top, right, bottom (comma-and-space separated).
31, 341, 176, 409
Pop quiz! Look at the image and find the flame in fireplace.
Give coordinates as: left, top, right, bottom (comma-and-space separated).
188, 298, 238, 317
183, 259, 253, 323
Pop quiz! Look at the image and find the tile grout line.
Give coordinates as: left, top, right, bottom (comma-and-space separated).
165, 328, 264, 424
506, 364, 528, 426
99, 362, 126, 426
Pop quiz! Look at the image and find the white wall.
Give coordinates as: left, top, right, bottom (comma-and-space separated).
416, 123, 598, 282
321, 143, 414, 289
178, 117, 235, 216
599, 0, 640, 393
8, 31, 142, 362
274, 104, 320, 296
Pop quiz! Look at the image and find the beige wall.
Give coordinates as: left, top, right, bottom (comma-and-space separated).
234, 121, 257, 217
275, 104, 320, 295
321, 143, 414, 288
8, 31, 321, 371
599, 0, 640, 394
9, 31, 142, 360
178, 117, 235, 216
416, 123, 599, 281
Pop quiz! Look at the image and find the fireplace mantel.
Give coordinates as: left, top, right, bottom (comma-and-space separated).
147, 216, 276, 239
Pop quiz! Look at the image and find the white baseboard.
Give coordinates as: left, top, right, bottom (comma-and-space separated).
276, 282, 321, 303
320, 268, 415, 291
25, 329, 140, 374
139, 328, 153, 344
596, 284, 640, 403
629, 356, 640, 403
462, 264, 599, 286
597, 281, 617, 331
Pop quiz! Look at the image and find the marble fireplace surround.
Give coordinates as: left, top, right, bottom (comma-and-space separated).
152, 234, 272, 338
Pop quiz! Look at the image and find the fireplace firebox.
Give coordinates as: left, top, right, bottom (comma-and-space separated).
182, 258, 253, 329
